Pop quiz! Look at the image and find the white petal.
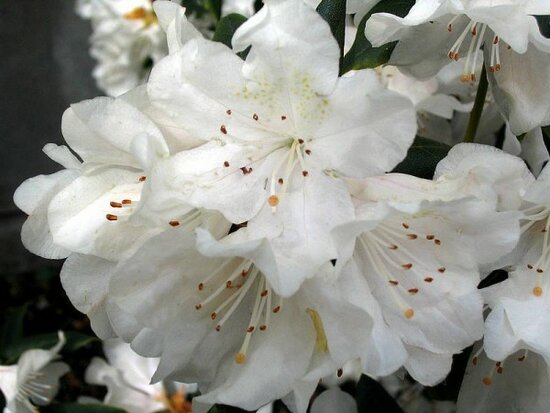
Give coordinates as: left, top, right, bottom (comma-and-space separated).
310, 388, 357, 413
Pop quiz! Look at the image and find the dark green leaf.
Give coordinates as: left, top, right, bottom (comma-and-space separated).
536, 15, 550, 39
42, 403, 126, 413
355, 375, 404, 413
341, 0, 415, 73
213, 13, 248, 49
0, 304, 29, 362
316, 0, 346, 64
392, 136, 451, 179
2, 332, 97, 364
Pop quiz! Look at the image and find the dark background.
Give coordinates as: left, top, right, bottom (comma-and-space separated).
0, 0, 100, 276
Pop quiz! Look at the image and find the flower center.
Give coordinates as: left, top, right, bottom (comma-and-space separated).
123, 7, 158, 27
358, 218, 447, 320
194, 259, 283, 364
267, 138, 312, 212
521, 206, 550, 297
446, 17, 506, 82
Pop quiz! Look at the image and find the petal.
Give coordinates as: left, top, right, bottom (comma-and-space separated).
404, 345, 453, 385
310, 388, 357, 413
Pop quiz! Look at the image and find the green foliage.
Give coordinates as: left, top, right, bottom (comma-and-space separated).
392, 136, 452, 179
0, 304, 97, 364
213, 13, 248, 48
42, 403, 126, 413
180, 0, 221, 21
536, 15, 550, 38
341, 0, 415, 73
316, 0, 347, 65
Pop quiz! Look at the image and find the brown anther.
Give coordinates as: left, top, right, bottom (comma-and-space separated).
226, 109, 232, 115
389, 244, 398, 250
247, 326, 255, 333
106, 214, 118, 221
489, 66, 495, 73
533, 286, 543, 297
461, 74, 470, 82
226, 280, 232, 288
482, 377, 493, 386
407, 234, 418, 240
220, 125, 228, 134
122, 199, 132, 205
471, 74, 477, 82
496, 362, 501, 367
110, 201, 122, 208
278, 178, 284, 184
139, 176, 147, 182
447, 24, 452, 32
268, 195, 279, 207
198, 283, 204, 291
223, 161, 230, 167
493, 36, 499, 44
495, 64, 501, 71
195, 304, 202, 310
337, 368, 343, 378
215, 325, 221, 332
426, 235, 435, 240
389, 280, 399, 286
402, 263, 413, 270
408, 288, 419, 294
453, 53, 459, 61
235, 352, 247, 364
471, 25, 477, 35
281, 115, 287, 120
448, 51, 454, 59
211, 312, 217, 320
497, 366, 504, 374
434, 239, 441, 245
518, 355, 526, 362
438, 267, 446, 273
472, 356, 478, 365
273, 305, 281, 313
298, 139, 304, 144
259, 325, 267, 331
302, 170, 309, 177
507, 45, 511, 50
253, 113, 259, 121
404, 308, 415, 319
424, 277, 434, 283
402, 223, 410, 229
305, 149, 312, 155
260, 289, 268, 297
528, 264, 534, 269
240, 166, 252, 175
169, 220, 180, 227
241, 270, 248, 277
537, 268, 544, 273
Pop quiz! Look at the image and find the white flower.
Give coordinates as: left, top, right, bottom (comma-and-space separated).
483, 164, 550, 365
103, 225, 373, 412
378, 64, 472, 141
501, 126, 550, 177
365, 0, 550, 134
147, 0, 416, 296
310, 387, 357, 413
84, 339, 195, 413
222, 0, 256, 18
0, 332, 69, 413
79, 0, 173, 96
36, 96, 173, 261
457, 345, 550, 413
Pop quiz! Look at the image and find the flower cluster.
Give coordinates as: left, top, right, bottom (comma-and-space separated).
12, 0, 550, 411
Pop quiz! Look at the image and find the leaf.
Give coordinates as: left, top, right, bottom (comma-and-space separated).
212, 13, 248, 49
341, 0, 415, 73
355, 374, 404, 413
316, 0, 346, 64
203, 0, 222, 21
2, 331, 97, 364
41, 403, 126, 413
392, 136, 451, 179
0, 304, 29, 363
536, 15, 550, 39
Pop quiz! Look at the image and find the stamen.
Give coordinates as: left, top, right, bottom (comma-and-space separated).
110, 201, 122, 208
106, 214, 118, 221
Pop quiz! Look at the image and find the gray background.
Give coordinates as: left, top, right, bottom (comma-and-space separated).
0, 0, 100, 275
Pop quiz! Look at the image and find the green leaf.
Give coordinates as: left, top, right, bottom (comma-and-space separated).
392, 137, 451, 179
316, 0, 346, 64
0, 304, 29, 362
213, 13, 248, 49
2, 332, 97, 364
341, 0, 415, 73
42, 403, 126, 413
536, 15, 550, 39
203, 0, 222, 21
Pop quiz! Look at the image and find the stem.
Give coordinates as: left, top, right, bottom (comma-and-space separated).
463, 65, 488, 143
